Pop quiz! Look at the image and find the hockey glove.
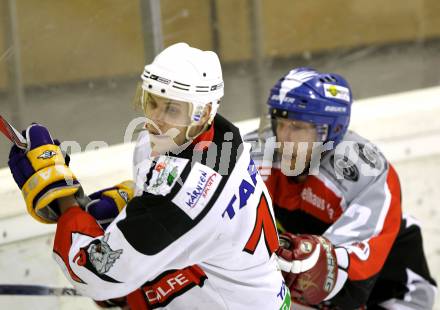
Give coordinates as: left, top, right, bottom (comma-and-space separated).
276, 233, 338, 305
8, 123, 81, 223
85, 181, 135, 229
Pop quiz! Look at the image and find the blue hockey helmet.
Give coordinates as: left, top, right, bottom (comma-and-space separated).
267, 67, 353, 146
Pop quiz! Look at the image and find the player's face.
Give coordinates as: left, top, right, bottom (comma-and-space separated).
142, 92, 192, 127
142, 92, 192, 154
275, 117, 318, 172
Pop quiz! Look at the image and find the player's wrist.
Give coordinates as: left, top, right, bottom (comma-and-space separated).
57, 195, 81, 214
84, 180, 134, 229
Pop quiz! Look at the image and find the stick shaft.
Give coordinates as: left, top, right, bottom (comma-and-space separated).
0, 284, 81, 296
0, 115, 27, 149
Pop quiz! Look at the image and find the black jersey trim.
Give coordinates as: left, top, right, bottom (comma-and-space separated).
117, 114, 244, 255
274, 206, 331, 235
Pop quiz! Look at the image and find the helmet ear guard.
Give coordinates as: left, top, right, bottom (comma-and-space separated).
184, 102, 214, 141
267, 67, 353, 146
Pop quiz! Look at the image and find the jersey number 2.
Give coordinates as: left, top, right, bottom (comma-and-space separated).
243, 194, 279, 255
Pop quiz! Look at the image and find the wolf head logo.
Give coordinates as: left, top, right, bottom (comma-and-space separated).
88, 234, 123, 274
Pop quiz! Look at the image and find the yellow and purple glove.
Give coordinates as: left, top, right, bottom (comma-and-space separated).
8, 124, 81, 223
85, 181, 134, 229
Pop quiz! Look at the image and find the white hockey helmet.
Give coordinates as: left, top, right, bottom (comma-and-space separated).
141, 43, 224, 126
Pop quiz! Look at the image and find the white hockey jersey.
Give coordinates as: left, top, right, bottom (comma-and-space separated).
52, 114, 289, 310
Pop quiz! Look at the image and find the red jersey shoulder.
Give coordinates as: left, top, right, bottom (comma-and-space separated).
266, 171, 343, 224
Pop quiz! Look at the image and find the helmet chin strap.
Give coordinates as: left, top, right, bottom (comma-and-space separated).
184, 121, 209, 141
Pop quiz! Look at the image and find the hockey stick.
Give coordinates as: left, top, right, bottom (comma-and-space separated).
0, 119, 73, 297
0, 115, 27, 149
0, 284, 81, 296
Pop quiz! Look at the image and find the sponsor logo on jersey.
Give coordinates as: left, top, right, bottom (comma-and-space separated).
142, 265, 207, 307
330, 154, 359, 181
172, 162, 222, 219
301, 187, 332, 216
277, 280, 292, 310
185, 171, 218, 208
146, 156, 188, 196
37, 150, 57, 160
222, 158, 259, 220
323, 83, 350, 102
355, 143, 383, 170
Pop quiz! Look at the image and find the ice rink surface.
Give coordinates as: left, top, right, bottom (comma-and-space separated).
0, 86, 440, 309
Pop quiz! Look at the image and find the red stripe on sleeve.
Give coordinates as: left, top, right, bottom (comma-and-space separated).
348, 165, 402, 281
53, 207, 104, 283
127, 289, 150, 310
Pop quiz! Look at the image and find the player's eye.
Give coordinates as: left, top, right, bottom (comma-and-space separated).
290, 123, 304, 130
276, 118, 287, 128
166, 105, 179, 115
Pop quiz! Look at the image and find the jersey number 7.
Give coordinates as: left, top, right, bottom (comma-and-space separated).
244, 193, 279, 256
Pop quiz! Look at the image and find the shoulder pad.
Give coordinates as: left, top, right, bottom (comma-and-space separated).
244, 128, 278, 168
319, 131, 388, 199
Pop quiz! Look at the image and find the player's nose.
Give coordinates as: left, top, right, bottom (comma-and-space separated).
148, 108, 168, 127
277, 126, 293, 143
